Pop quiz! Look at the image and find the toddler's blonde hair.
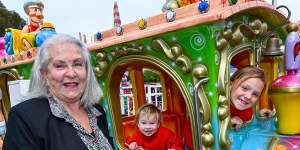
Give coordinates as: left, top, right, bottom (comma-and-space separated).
135, 103, 162, 124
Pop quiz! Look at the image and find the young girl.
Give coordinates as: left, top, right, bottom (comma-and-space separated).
230, 66, 273, 130
125, 104, 184, 150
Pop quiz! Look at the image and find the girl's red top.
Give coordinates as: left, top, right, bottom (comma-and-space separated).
230, 104, 254, 121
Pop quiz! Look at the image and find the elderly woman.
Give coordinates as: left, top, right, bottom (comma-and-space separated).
3, 34, 114, 150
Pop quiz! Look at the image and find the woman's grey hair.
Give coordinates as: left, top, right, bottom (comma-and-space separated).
25, 33, 103, 108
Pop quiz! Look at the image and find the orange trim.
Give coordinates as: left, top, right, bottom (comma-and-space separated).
0, 48, 38, 69
88, 1, 285, 50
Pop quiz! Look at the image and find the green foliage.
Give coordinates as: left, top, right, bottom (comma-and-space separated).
143, 70, 160, 83
0, 1, 26, 37
0, 1, 4, 8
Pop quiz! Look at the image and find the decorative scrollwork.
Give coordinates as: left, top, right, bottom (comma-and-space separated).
0, 68, 23, 80
94, 52, 108, 78
249, 18, 268, 37
110, 44, 145, 58
229, 23, 244, 46
192, 63, 214, 150
218, 95, 231, 148
94, 44, 146, 78
216, 18, 268, 50
176, 55, 192, 74
218, 96, 230, 120
10, 68, 24, 80
152, 38, 192, 74
216, 37, 228, 50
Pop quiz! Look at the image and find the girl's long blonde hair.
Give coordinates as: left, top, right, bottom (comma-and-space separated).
230, 65, 266, 93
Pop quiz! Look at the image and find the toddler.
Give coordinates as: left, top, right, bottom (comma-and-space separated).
125, 104, 184, 150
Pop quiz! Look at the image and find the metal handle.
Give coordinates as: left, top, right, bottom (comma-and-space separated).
194, 77, 209, 150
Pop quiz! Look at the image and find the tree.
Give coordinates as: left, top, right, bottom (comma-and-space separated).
143, 70, 160, 83
0, 1, 5, 8
0, 1, 26, 37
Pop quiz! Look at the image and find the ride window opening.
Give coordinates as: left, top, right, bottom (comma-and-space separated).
229, 50, 255, 127
230, 48, 277, 120
142, 68, 165, 111
229, 48, 275, 127
118, 64, 187, 144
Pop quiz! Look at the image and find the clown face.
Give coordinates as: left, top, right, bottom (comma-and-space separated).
27, 6, 44, 27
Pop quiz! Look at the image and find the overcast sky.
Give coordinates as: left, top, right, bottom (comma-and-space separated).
2, 0, 299, 42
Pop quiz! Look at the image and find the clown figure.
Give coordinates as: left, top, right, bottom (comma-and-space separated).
21, 0, 44, 50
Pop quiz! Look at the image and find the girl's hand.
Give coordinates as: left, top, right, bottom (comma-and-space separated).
129, 142, 138, 150
259, 108, 273, 118
231, 116, 243, 130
